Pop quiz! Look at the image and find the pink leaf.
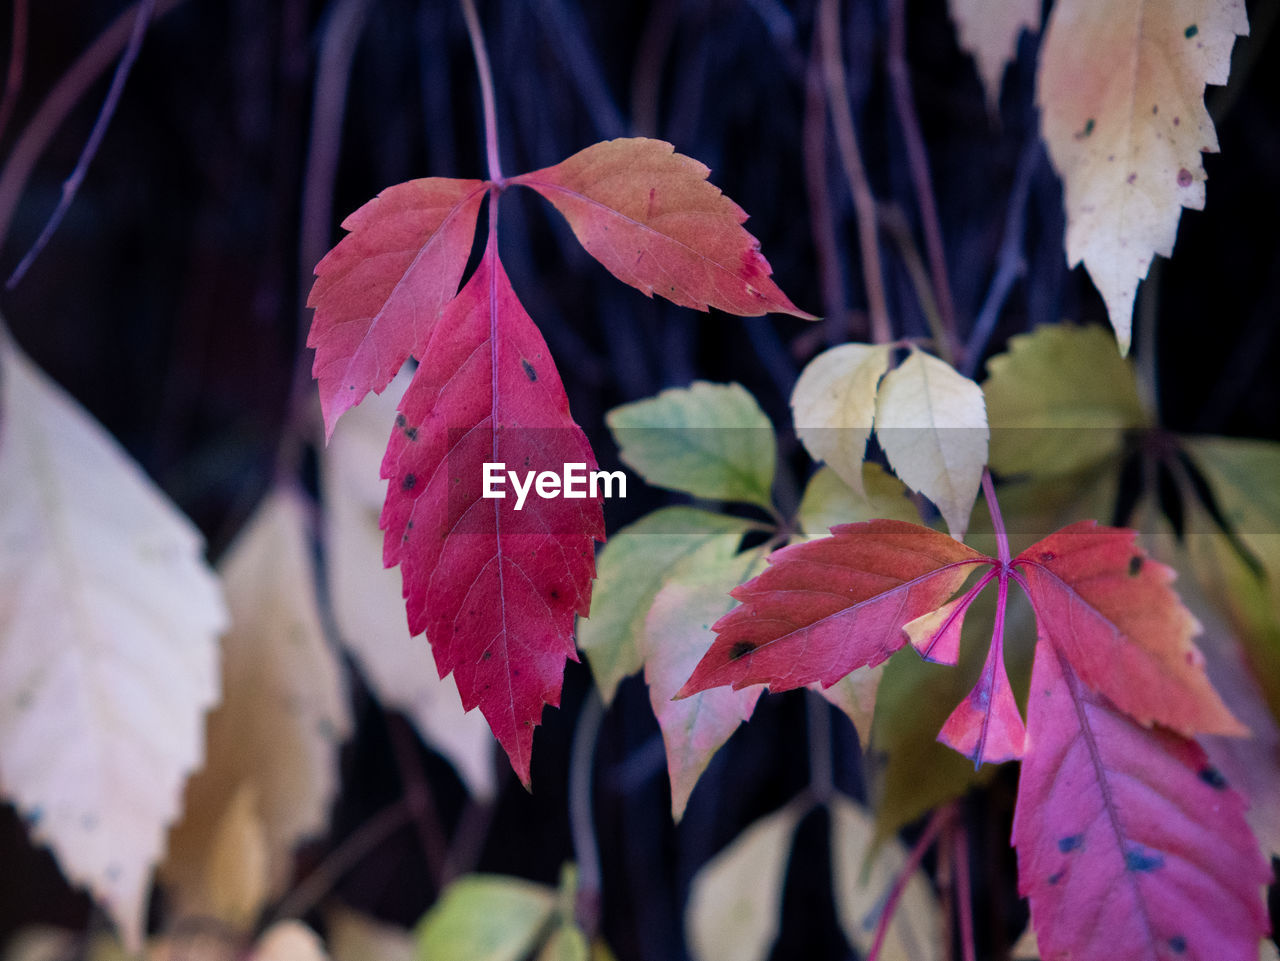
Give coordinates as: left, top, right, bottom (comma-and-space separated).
379, 239, 603, 786
1013, 640, 1270, 961
307, 178, 486, 437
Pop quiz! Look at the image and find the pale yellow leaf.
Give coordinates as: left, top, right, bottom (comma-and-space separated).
792, 344, 892, 496
321, 365, 495, 798
1010, 923, 1040, 959
873, 349, 988, 539
163, 488, 350, 919
0, 332, 226, 950
685, 802, 802, 961
327, 907, 415, 961
1037, 0, 1248, 352
796, 464, 918, 541
813, 666, 884, 748
949, 0, 1040, 113
249, 923, 328, 961
829, 796, 942, 961
201, 783, 269, 930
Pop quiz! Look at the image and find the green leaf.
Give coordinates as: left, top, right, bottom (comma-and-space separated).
535, 925, 589, 961
874, 349, 988, 539
983, 323, 1146, 479
414, 875, 555, 961
606, 382, 776, 510
578, 508, 754, 703
685, 802, 803, 961
792, 343, 892, 496
814, 667, 884, 748
1184, 435, 1280, 592
797, 464, 919, 540
829, 795, 943, 961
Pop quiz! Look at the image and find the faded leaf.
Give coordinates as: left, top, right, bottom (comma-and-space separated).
1037, 0, 1248, 351
415, 874, 556, 961
0, 333, 226, 949
196, 783, 269, 930
791, 343, 892, 496
250, 923, 328, 961
685, 802, 803, 961
797, 464, 918, 540
322, 364, 496, 798
163, 489, 350, 918
535, 925, 589, 961
814, 665, 884, 748
326, 908, 415, 961
948, 0, 1040, 112
874, 349, 988, 539
829, 795, 942, 961
983, 324, 1147, 479
641, 537, 764, 819
607, 381, 777, 510
511, 138, 814, 319
577, 507, 752, 704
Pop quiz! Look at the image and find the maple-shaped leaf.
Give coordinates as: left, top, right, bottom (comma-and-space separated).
510, 138, 815, 319
1015, 522, 1242, 737
678, 520, 985, 697
947, 0, 1040, 114
307, 178, 486, 435
1037, 0, 1248, 352
1013, 641, 1270, 961
379, 238, 604, 786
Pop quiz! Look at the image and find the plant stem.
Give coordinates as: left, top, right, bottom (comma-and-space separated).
806, 690, 834, 805
460, 0, 503, 183
982, 469, 1010, 566
0, 0, 28, 143
569, 690, 605, 937
867, 805, 949, 961
954, 813, 976, 961
6, 0, 157, 289
817, 0, 891, 344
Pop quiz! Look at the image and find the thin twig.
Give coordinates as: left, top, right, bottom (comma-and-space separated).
460, 0, 503, 182
885, 0, 959, 365
569, 690, 605, 938
388, 714, 452, 891
880, 204, 945, 347
806, 690, 834, 805
867, 806, 950, 961
803, 32, 848, 342
6, 0, 156, 289
955, 815, 976, 961
818, 0, 891, 343
0, 0, 29, 143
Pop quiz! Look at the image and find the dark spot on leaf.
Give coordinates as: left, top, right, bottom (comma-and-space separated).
1128, 555, 1143, 576
729, 641, 755, 661
1057, 834, 1084, 853
396, 413, 406, 428
522, 358, 538, 382
402, 472, 416, 491
1074, 118, 1096, 141
549, 589, 560, 600
482, 650, 492, 661
82, 813, 98, 831
407, 520, 414, 529
1039, 551, 1057, 563
1125, 846, 1164, 872
1169, 935, 1187, 953
1185, 24, 1198, 38
1127, 172, 1137, 184
1177, 168, 1193, 187
1048, 870, 1064, 886
1198, 765, 1228, 789
1152, 104, 1158, 115
1174, 116, 1181, 125
405, 426, 419, 441
513, 668, 521, 677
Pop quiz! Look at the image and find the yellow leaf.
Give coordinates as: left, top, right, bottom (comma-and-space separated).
322, 365, 496, 798
326, 907, 415, 961
792, 344, 892, 497
163, 489, 350, 920
0, 332, 226, 950
797, 464, 919, 541
813, 665, 884, 749
874, 349, 988, 539
685, 802, 802, 961
201, 783, 270, 930
948, 0, 1040, 113
1037, 0, 1248, 352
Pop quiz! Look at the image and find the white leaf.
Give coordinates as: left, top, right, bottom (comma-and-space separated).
874, 349, 988, 539
162, 488, 350, 920
948, 0, 1040, 113
685, 802, 802, 961
792, 344, 892, 496
0, 332, 226, 949
322, 365, 496, 798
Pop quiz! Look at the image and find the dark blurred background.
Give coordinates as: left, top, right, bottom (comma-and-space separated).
1, 1, 1276, 958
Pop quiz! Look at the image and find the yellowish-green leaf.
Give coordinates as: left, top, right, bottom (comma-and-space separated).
814, 666, 884, 749
535, 925, 589, 961
641, 537, 764, 819
1010, 924, 1040, 960
198, 783, 269, 930
322, 365, 496, 798
830, 795, 943, 961
1037, 0, 1248, 351
578, 507, 753, 704
0, 332, 227, 950
791, 343, 892, 496
948, 0, 1040, 113
685, 802, 803, 961
163, 488, 350, 920
874, 349, 988, 539
415, 875, 556, 961
797, 464, 918, 540
983, 324, 1147, 479
607, 381, 776, 510
327, 907, 415, 961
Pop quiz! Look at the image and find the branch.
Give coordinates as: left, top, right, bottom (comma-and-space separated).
460, 0, 503, 182
0, 0, 29, 143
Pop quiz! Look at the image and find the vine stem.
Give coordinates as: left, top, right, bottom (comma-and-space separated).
817, 0, 891, 344
866, 805, 950, 961
982, 468, 1010, 566
0, 0, 28, 143
460, 0, 503, 183
569, 690, 605, 937
6, 0, 157, 289
954, 816, 976, 961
